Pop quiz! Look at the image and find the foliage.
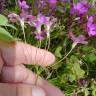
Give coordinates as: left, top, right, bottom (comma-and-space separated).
0, 14, 15, 43
1, 0, 96, 95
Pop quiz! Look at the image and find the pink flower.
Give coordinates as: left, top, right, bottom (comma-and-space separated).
29, 13, 57, 40
68, 32, 88, 45
18, 0, 29, 10
8, 13, 19, 23
87, 16, 96, 36
48, 0, 57, 5
70, 1, 90, 15
34, 30, 47, 41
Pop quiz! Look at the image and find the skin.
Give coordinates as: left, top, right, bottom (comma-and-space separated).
0, 42, 64, 96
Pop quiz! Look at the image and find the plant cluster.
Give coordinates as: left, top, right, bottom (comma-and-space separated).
0, 0, 96, 96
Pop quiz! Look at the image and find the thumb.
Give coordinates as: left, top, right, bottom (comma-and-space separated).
0, 83, 46, 96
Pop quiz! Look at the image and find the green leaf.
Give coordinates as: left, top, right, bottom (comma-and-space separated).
5, 24, 17, 30
88, 54, 96, 62
91, 81, 96, 96
57, 6, 65, 13
69, 74, 76, 81
92, 89, 96, 96
68, 56, 85, 81
0, 15, 8, 25
85, 88, 89, 96
55, 46, 62, 58
0, 27, 15, 43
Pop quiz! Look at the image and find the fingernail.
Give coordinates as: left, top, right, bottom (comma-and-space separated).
32, 86, 46, 96
44, 52, 55, 66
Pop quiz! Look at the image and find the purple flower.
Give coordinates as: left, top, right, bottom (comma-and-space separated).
8, 12, 26, 23
48, 0, 57, 5
32, 14, 57, 32
30, 14, 57, 40
35, 0, 47, 13
87, 16, 96, 36
68, 32, 88, 45
18, 0, 29, 10
31, 14, 46, 33
44, 16, 57, 33
34, 30, 47, 40
37, 14, 47, 25
8, 1, 30, 24
8, 12, 35, 28
8, 13, 20, 23
25, 15, 36, 25
28, 14, 47, 40
70, 1, 90, 15
87, 16, 94, 27
48, 0, 57, 12
87, 24, 96, 36
77, 79, 86, 87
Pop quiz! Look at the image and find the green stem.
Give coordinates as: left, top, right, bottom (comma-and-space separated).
15, 0, 18, 7
35, 40, 42, 85
20, 20, 26, 43
55, 43, 77, 65
47, 35, 51, 51
35, 33, 51, 84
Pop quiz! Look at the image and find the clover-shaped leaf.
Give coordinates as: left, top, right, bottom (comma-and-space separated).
0, 14, 8, 25
0, 27, 15, 43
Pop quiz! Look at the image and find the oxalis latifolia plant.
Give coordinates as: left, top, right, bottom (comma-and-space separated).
1, 0, 96, 95
8, 0, 57, 85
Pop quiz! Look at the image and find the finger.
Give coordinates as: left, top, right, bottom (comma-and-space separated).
1, 65, 28, 83
23, 69, 64, 96
0, 42, 55, 67
0, 51, 4, 74
0, 83, 46, 96
1, 65, 64, 96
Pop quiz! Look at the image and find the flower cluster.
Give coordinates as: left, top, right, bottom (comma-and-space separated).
8, 0, 57, 41
8, 0, 96, 42
70, 1, 90, 15
69, 0, 96, 42
35, 0, 58, 15
8, 0, 30, 23
32, 14, 57, 40
18, 0, 29, 10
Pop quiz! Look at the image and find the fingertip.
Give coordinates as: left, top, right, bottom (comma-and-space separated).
17, 84, 46, 96
37, 78, 64, 96
1, 65, 28, 83
43, 51, 55, 66
20, 42, 55, 67
23, 69, 64, 96
32, 86, 46, 96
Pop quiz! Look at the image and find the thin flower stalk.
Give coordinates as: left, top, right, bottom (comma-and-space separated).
54, 32, 88, 65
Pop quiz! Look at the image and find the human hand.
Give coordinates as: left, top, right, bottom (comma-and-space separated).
0, 42, 64, 96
